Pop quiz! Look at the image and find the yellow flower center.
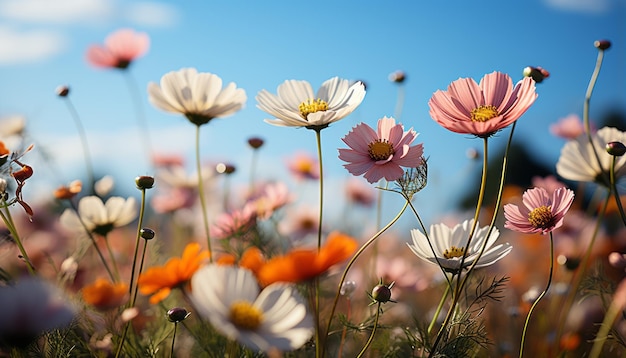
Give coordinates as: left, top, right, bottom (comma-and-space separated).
470, 105, 499, 122
528, 205, 554, 229
443, 246, 466, 259
299, 99, 328, 119
229, 300, 263, 330
368, 140, 395, 161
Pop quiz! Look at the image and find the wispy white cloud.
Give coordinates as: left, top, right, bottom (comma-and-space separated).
0, 26, 67, 65
543, 0, 611, 13
0, 0, 179, 26
0, 0, 113, 25
124, 2, 180, 27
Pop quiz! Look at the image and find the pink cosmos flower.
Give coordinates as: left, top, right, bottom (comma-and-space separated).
504, 187, 575, 234
338, 116, 423, 183
549, 114, 587, 140
86, 28, 149, 69
245, 181, 294, 220
345, 177, 376, 207
428, 71, 537, 137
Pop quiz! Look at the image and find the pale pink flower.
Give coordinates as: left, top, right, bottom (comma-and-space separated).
549, 114, 587, 139
86, 28, 149, 69
245, 181, 294, 220
504, 187, 575, 234
278, 205, 320, 242
210, 206, 257, 240
428, 71, 537, 137
345, 177, 376, 207
338, 116, 423, 183
151, 187, 196, 214
285, 152, 319, 181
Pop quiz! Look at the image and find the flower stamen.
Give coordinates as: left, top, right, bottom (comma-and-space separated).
528, 205, 554, 229
229, 300, 263, 330
368, 140, 395, 161
470, 105, 499, 122
443, 245, 466, 259
299, 99, 328, 119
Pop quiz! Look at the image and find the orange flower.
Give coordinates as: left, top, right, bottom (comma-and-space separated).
54, 180, 82, 200
217, 247, 265, 276
82, 278, 128, 310
257, 232, 358, 286
137, 243, 210, 304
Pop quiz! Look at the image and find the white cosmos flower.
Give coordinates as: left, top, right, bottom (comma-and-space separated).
190, 265, 314, 352
148, 68, 247, 126
556, 126, 626, 185
60, 196, 137, 236
256, 77, 366, 129
408, 219, 512, 273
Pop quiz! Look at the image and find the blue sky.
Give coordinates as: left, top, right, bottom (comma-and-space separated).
0, 0, 624, 227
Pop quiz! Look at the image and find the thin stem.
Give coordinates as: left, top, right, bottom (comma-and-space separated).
589, 289, 624, 358
322, 201, 408, 358
609, 157, 626, 226
428, 284, 450, 335
519, 233, 554, 358
313, 128, 324, 358
356, 302, 381, 358
195, 125, 213, 262
68, 201, 115, 281
103, 234, 120, 281
62, 98, 95, 193
0, 201, 35, 275
338, 297, 352, 358
170, 322, 178, 358
124, 71, 153, 164
583, 47, 608, 185
128, 188, 147, 304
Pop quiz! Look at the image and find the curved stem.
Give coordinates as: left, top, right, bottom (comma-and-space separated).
583, 48, 608, 185
428, 284, 450, 335
519, 233, 554, 358
322, 201, 408, 358
0, 201, 35, 275
356, 302, 382, 358
62, 98, 95, 193
313, 128, 324, 358
195, 125, 213, 262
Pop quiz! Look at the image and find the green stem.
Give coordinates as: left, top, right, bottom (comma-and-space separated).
103, 234, 120, 281
195, 124, 213, 262
356, 302, 381, 358
170, 322, 178, 358
313, 128, 324, 358
0, 201, 35, 275
519, 233, 554, 358
609, 157, 626, 226
322, 201, 408, 358
428, 284, 450, 335
128, 188, 147, 304
583, 47, 608, 186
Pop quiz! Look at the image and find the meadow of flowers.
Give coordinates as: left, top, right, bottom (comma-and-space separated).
0, 29, 624, 358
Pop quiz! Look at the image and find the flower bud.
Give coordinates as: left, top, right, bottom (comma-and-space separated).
607, 141, 626, 156
56, 85, 70, 97
12, 165, 33, 182
388, 71, 406, 84
135, 175, 155, 190
166, 307, 191, 323
523, 66, 550, 83
247, 137, 264, 149
594, 40, 611, 50
371, 283, 393, 303
140, 228, 155, 240
216, 163, 236, 175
